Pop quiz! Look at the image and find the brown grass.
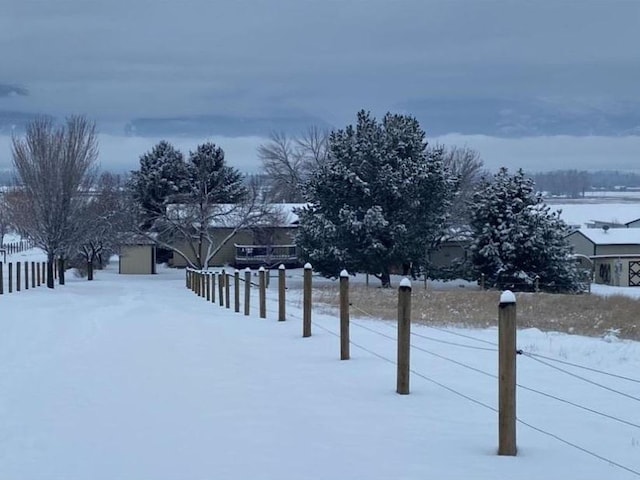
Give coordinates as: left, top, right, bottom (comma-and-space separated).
314, 285, 640, 341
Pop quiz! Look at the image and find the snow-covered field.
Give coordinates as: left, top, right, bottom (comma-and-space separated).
1, 250, 639, 479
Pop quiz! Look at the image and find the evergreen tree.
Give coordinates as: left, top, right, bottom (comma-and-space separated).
186, 142, 246, 205
469, 168, 583, 293
129, 141, 189, 228
296, 110, 455, 287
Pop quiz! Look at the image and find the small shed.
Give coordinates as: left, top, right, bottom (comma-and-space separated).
566, 228, 640, 286
119, 240, 157, 275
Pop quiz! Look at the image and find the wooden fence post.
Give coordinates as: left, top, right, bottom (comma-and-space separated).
0, 262, 3, 294
205, 272, 211, 301
24, 261, 29, 290
225, 272, 231, 309
8, 262, 13, 293
210, 272, 218, 303
397, 278, 412, 394
219, 269, 225, 307
303, 263, 312, 337
31, 262, 35, 288
498, 290, 517, 456
16, 261, 21, 292
340, 269, 350, 360
37, 262, 41, 287
534, 276, 540, 293
480, 273, 486, 290
234, 270, 240, 313
244, 268, 251, 316
278, 264, 286, 321
186, 269, 190, 289
259, 266, 266, 318
266, 268, 270, 289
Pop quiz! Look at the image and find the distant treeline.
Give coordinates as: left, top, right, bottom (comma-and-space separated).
530, 170, 640, 198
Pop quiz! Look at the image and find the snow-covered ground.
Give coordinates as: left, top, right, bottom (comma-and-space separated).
1, 256, 639, 479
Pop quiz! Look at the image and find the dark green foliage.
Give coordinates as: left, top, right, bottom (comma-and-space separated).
296, 110, 455, 287
469, 168, 583, 293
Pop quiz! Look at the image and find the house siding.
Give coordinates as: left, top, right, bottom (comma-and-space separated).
170, 227, 298, 267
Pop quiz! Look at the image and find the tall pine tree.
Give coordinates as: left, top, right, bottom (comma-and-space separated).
296, 110, 455, 287
469, 168, 583, 292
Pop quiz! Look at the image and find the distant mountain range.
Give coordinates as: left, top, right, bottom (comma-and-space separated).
2, 97, 640, 137
399, 97, 640, 137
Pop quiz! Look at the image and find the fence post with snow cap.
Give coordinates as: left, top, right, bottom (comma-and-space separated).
340, 270, 350, 360
259, 267, 266, 318
244, 268, 251, 316
303, 263, 312, 337
16, 261, 21, 292
498, 290, 517, 456
278, 264, 286, 321
397, 278, 412, 394
234, 270, 240, 313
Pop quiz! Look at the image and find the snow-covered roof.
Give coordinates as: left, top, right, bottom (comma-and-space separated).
551, 203, 640, 228
166, 203, 307, 228
571, 228, 640, 245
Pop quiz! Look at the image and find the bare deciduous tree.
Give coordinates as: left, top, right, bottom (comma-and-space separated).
10, 116, 98, 287
0, 191, 11, 245
73, 172, 128, 279
258, 127, 330, 202
439, 145, 486, 232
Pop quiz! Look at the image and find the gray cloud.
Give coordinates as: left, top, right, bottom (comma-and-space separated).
2, 0, 639, 126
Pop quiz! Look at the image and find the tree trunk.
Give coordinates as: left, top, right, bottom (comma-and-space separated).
58, 258, 65, 285
47, 253, 55, 289
380, 269, 391, 288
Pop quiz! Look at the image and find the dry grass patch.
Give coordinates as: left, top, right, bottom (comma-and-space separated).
314, 285, 640, 341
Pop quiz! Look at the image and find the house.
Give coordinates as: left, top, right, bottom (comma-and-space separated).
566, 228, 640, 286
169, 204, 304, 268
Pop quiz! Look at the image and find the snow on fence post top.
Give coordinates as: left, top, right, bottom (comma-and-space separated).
500, 290, 516, 304
304, 263, 312, 270
244, 267, 251, 272
279, 264, 285, 270
400, 278, 412, 289
235, 269, 239, 274
340, 269, 349, 278
259, 266, 265, 272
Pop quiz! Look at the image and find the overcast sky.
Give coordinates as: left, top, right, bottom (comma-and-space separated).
1, 0, 639, 171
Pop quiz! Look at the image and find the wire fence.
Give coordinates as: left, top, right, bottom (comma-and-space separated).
184, 267, 640, 478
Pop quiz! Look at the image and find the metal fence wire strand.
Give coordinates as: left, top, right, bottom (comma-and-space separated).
309, 317, 640, 479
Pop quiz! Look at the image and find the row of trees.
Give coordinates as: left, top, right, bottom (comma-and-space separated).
291, 111, 581, 291
3, 111, 583, 292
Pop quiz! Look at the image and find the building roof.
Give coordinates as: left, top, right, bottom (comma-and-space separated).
551, 203, 640, 228
570, 228, 640, 245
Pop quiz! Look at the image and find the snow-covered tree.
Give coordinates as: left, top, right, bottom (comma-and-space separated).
128, 141, 189, 228
11, 116, 98, 288
296, 110, 455, 287
469, 168, 582, 293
